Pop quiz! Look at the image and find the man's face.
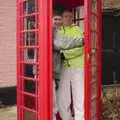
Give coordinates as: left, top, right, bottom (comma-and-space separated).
62, 11, 73, 26
53, 15, 62, 28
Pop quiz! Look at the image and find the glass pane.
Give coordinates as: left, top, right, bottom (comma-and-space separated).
91, 0, 97, 13
24, 48, 37, 60
24, 16, 36, 30
91, 32, 97, 49
73, 6, 84, 27
24, 64, 37, 78
91, 66, 97, 79
91, 100, 96, 118
91, 15, 97, 31
24, 32, 37, 46
79, 20, 84, 31
91, 82, 96, 98
24, 110, 37, 120
24, 95, 36, 110
91, 50, 97, 64
24, 80, 36, 93
75, 7, 80, 19
23, 0, 35, 14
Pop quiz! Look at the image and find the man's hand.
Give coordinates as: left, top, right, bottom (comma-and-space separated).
55, 79, 60, 90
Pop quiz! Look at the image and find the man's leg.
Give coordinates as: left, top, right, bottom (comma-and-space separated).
57, 68, 72, 120
71, 68, 84, 120
53, 81, 58, 120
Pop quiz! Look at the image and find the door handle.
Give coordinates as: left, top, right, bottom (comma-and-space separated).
88, 48, 97, 60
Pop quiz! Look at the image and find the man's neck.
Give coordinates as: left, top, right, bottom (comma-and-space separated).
62, 24, 73, 28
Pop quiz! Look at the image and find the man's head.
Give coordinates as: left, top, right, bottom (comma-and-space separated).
62, 10, 73, 26
53, 12, 62, 28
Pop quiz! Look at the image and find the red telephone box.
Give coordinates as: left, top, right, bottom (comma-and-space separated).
17, 0, 102, 120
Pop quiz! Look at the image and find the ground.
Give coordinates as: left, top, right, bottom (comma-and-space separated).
0, 106, 16, 120
0, 86, 120, 120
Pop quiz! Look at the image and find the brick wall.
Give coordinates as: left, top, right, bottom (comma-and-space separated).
0, 0, 16, 87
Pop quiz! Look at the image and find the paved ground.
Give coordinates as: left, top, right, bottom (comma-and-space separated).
0, 106, 16, 120
0, 86, 119, 120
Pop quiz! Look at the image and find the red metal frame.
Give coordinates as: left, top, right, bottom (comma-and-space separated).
38, 0, 52, 119
97, 0, 102, 119
84, 0, 102, 119
17, 0, 102, 120
17, 0, 52, 119
17, 0, 20, 120
84, 0, 90, 119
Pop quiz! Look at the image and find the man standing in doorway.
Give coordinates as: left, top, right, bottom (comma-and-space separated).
55, 9, 84, 120
52, 11, 62, 120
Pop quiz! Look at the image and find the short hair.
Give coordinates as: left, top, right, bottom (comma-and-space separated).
62, 8, 73, 14
53, 10, 62, 16
53, 5, 64, 16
